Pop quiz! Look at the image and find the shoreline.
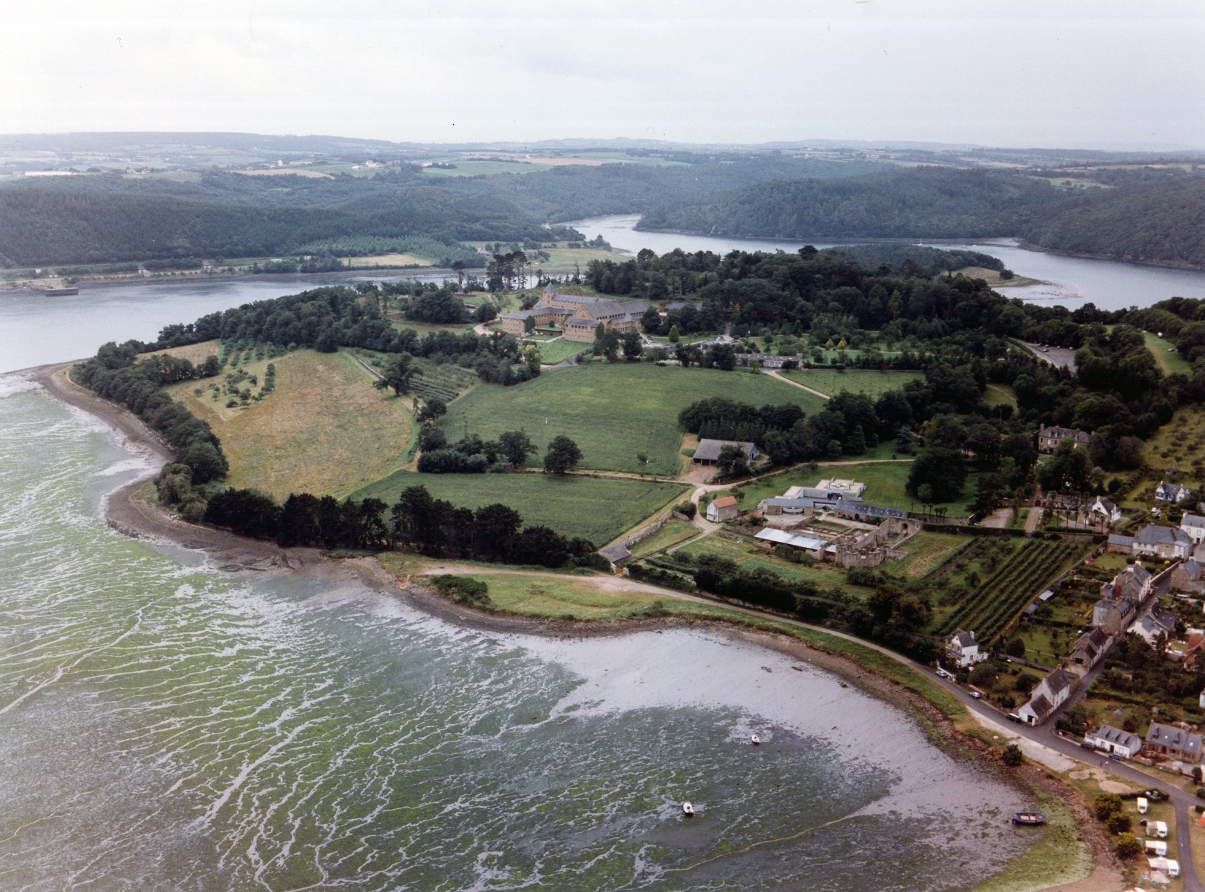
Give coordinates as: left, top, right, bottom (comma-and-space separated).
25, 362, 1120, 891
631, 225, 1205, 273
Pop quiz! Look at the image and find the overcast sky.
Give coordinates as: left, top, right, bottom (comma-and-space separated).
3, 0, 1203, 150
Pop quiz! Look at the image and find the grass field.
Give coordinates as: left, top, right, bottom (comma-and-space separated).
628, 521, 700, 560
983, 384, 1017, 406
450, 574, 716, 621
347, 253, 430, 268
677, 534, 875, 599
526, 338, 587, 365
165, 347, 417, 499
780, 369, 922, 398
1144, 331, 1193, 377
420, 160, 551, 177
1144, 406, 1205, 491
439, 364, 827, 476
353, 470, 688, 546
893, 532, 972, 578
537, 246, 632, 272
727, 460, 982, 514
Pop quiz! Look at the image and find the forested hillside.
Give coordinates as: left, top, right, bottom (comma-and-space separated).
1024, 178, 1205, 268
638, 167, 1205, 268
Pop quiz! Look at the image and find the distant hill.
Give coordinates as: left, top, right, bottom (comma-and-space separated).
637, 167, 1205, 269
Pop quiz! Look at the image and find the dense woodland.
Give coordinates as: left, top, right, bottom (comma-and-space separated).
638, 167, 1205, 268
4, 155, 1201, 269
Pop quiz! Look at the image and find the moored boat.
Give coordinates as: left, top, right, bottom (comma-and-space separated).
682, 802, 695, 817
1012, 812, 1046, 826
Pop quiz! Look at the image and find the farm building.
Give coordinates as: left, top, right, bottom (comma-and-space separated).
1145, 722, 1203, 764
706, 496, 740, 522
831, 500, 908, 522
1036, 425, 1090, 454
945, 629, 986, 668
598, 543, 632, 566
692, 439, 759, 466
1133, 524, 1193, 560
754, 528, 827, 557
734, 352, 803, 370
1084, 725, 1142, 759
1183, 514, 1205, 543
1156, 481, 1190, 503
1016, 668, 1075, 726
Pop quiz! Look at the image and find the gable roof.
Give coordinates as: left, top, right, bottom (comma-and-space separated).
1024, 694, 1054, 721
1046, 668, 1074, 696
1108, 533, 1135, 548
598, 543, 631, 564
711, 496, 738, 509
1147, 722, 1203, 757
1183, 514, 1205, 530
1089, 725, 1142, 751
1136, 525, 1192, 547
1181, 559, 1205, 581
949, 630, 977, 648
1157, 481, 1190, 500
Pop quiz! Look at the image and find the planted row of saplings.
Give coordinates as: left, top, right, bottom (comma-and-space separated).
938, 542, 1077, 639
943, 543, 1072, 639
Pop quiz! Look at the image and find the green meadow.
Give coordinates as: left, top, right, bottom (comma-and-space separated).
353, 470, 688, 546
439, 363, 827, 476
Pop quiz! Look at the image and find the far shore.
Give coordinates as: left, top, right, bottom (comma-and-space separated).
26, 360, 1120, 892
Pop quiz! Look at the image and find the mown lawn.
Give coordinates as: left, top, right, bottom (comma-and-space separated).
439, 363, 827, 476
527, 338, 588, 365
780, 369, 922, 398
1144, 331, 1193, 378
677, 534, 875, 600
629, 520, 700, 559
353, 470, 688, 546
165, 347, 416, 499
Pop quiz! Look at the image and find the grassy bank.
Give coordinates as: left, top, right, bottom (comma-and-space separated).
780, 369, 922, 398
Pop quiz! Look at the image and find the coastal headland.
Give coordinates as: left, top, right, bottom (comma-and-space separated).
30, 359, 1126, 892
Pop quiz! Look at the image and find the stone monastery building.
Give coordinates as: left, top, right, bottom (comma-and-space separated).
501, 285, 646, 343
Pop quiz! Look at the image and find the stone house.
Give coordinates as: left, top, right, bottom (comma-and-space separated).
1069, 627, 1112, 669
1129, 603, 1179, 647
1093, 598, 1135, 637
1100, 563, 1152, 604
1107, 533, 1136, 554
499, 286, 647, 343
1133, 524, 1193, 560
1017, 668, 1075, 726
706, 496, 740, 522
1085, 724, 1143, 759
1145, 722, 1203, 764
1037, 425, 1090, 454
945, 629, 986, 669
1170, 558, 1205, 594
692, 439, 759, 467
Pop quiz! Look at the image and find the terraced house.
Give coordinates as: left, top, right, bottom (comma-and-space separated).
500, 286, 647, 343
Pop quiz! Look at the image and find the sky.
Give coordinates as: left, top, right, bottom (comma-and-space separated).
3, 0, 1203, 151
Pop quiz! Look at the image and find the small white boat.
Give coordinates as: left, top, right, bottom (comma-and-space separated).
682, 802, 695, 817
751, 734, 761, 745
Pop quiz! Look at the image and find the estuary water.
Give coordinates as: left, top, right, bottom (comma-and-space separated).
0, 376, 1033, 890
573, 214, 1205, 312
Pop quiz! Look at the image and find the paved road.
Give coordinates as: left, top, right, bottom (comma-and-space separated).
1016, 339, 1079, 374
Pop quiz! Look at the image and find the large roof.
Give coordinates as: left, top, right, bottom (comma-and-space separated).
754, 529, 826, 551
1136, 525, 1192, 547
1147, 722, 1203, 756
1183, 514, 1205, 530
1089, 725, 1142, 750
694, 439, 757, 462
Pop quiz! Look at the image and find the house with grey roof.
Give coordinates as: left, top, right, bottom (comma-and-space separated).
1085, 724, 1143, 759
1037, 425, 1090, 454
1017, 668, 1075, 726
1171, 558, 1205, 594
1093, 598, 1135, 636
1156, 482, 1190, 504
1134, 524, 1193, 560
1100, 563, 1152, 603
1129, 603, 1180, 647
1182, 514, 1205, 543
1069, 627, 1112, 669
598, 542, 632, 566
1107, 533, 1136, 553
1146, 722, 1203, 764
1080, 496, 1122, 527
945, 629, 986, 669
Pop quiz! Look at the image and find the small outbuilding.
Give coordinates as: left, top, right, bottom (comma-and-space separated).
692, 439, 759, 466
706, 496, 740, 522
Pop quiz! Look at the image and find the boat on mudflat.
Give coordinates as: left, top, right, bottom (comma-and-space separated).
1012, 812, 1046, 826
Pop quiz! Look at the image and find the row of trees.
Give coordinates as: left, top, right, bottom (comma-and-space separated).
416, 428, 583, 476
201, 484, 603, 570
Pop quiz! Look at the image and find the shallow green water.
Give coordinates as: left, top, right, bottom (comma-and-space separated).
0, 375, 1032, 890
